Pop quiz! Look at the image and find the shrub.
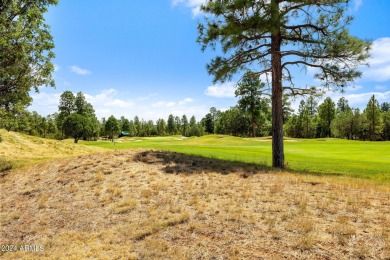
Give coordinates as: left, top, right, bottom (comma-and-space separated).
0, 158, 13, 172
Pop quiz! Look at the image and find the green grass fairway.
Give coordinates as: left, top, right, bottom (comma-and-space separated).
82, 135, 390, 182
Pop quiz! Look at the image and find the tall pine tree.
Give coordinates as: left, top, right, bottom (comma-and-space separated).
198, 0, 370, 168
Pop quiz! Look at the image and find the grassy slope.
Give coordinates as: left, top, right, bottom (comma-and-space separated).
0, 129, 103, 169
82, 135, 390, 182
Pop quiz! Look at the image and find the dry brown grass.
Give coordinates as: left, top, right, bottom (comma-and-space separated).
0, 129, 103, 169
1, 150, 389, 259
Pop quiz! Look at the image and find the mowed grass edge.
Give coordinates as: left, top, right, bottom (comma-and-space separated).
81, 135, 390, 183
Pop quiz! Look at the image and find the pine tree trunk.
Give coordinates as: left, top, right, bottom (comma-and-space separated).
271, 0, 284, 169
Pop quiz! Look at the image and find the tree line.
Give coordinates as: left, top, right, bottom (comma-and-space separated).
285, 95, 390, 141
203, 92, 390, 141
0, 90, 207, 142
1, 88, 389, 142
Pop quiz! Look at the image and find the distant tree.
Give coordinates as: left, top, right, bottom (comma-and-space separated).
58, 91, 76, 137
285, 115, 301, 138
181, 115, 189, 136
10, 110, 26, 133
57, 91, 99, 140
235, 72, 265, 137
63, 114, 91, 143
363, 95, 382, 141
189, 116, 197, 127
75, 92, 88, 115
214, 107, 249, 136
306, 96, 319, 116
198, 0, 370, 168
139, 119, 147, 137
210, 107, 220, 126
332, 98, 360, 140
381, 102, 390, 113
120, 117, 131, 132
174, 116, 181, 135
156, 118, 167, 136
282, 95, 293, 123
318, 97, 336, 137
351, 109, 362, 140
139, 119, 155, 137
382, 111, 390, 141
257, 98, 272, 136
332, 107, 354, 139
337, 97, 350, 112
189, 124, 202, 137
298, 100, 310, 138
46, 114, 58, 138
105, 115, 120, 141
128, 120, 136, 137
188, 116, 202, 136
28, 111, 43, 136
202, 107, 221, 134
167, 114, 176, 135
289, 99, 317, 138
133, 116, 141, 136
202, 113, 215, 134
58, 91, 76, 116
100, 117, 107, 137
148, 120, 157, 136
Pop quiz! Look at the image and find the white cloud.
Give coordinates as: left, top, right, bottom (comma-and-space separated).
364, 65, 390, 82
153, 98, 193, 108
171, 0, 206, 16
345, 85, 363, 92
70, 65, 92, 75
85, 89, 134, 109
30, 92, 61, 106
54, 64, 60, 72
368, 38, 390, 66
137, 93, 158, 101
179, 98, 194, 105
354, 0, 363, 11
152, 101, 168, 108
375, 85, 387, 90
361, 38, 390, 82
205, 82, 236, 98
166, 102, 176, 107
328, 90, 390, 109
28, 92, 61, 115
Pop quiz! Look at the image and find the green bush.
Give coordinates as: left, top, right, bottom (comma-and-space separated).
0, 158, 13, 172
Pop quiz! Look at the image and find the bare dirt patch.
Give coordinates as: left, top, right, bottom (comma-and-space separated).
1, 150, 389, 259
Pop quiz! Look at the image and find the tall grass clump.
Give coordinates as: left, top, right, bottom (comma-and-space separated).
0, 158, 12, 172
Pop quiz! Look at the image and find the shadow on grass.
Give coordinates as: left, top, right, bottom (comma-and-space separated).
133, 150, 386, 182
134, 150, 273, 177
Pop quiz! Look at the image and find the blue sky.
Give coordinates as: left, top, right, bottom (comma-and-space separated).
30, 0, 390, 121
